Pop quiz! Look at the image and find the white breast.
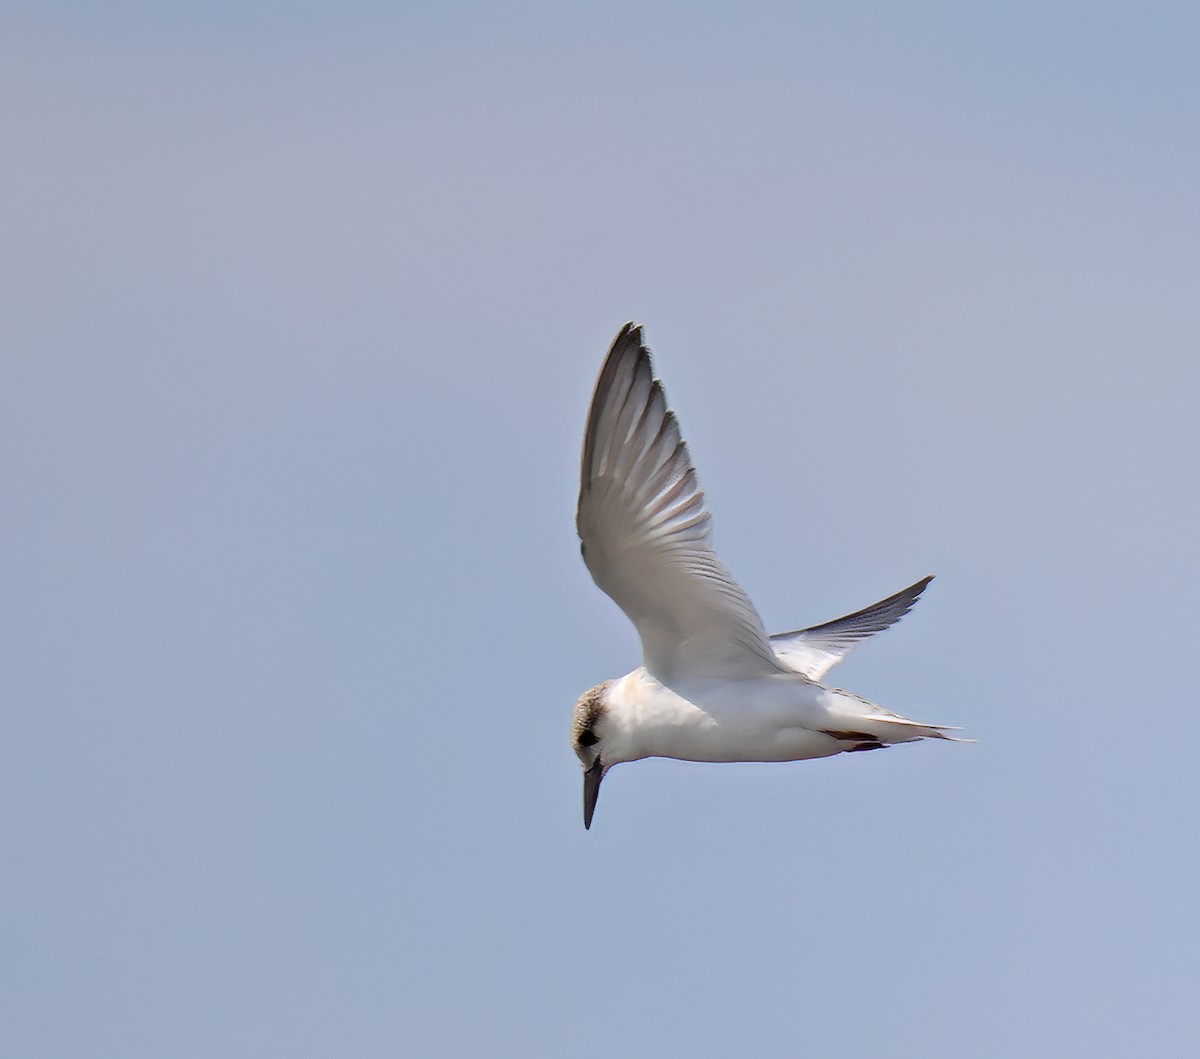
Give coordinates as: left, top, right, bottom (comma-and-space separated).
604, 669, 844, 764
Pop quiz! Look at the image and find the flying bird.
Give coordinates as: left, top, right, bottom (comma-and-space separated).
573, 323, 960, 828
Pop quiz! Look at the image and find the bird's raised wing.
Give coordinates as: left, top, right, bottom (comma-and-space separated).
769, 576, 933, 681
577, 324, 783, 684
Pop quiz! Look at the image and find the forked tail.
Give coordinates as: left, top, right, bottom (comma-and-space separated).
822, 690, 971, 750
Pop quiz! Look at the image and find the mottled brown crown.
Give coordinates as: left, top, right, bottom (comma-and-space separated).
571, 681, 611, 751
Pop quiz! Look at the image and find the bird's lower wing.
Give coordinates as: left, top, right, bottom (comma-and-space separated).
769, 576, 934, 681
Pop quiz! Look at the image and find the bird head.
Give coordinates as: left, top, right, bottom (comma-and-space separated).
572, 681, 613, 829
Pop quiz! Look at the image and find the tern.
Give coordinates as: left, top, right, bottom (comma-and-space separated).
573, 323, 960, 828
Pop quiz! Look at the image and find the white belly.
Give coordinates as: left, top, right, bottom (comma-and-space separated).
613, 669, 846, 764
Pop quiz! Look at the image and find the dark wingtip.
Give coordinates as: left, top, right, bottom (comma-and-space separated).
612, 321, 644, 348
896, 574, 935, 605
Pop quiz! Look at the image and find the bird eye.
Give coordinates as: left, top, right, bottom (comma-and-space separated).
578, 729, 598, 747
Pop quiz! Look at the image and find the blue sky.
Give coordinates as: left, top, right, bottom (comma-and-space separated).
4, 4, 1199, 1056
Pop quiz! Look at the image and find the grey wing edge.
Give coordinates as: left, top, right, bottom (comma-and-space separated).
770, 575, 935, 650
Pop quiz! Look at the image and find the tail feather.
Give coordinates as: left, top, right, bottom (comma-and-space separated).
824, 689, 971, 745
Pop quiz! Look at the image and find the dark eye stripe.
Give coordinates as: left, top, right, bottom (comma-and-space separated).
578, 729, 598, 747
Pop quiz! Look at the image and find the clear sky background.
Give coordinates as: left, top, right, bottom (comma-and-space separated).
4, 3, 1198, 1056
